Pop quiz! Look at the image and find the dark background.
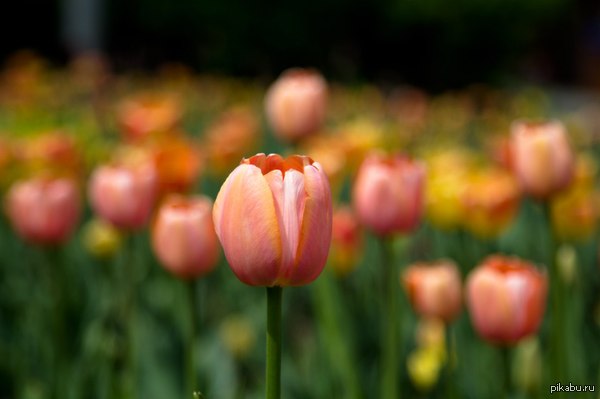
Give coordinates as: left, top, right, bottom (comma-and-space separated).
3, 0, 600, 90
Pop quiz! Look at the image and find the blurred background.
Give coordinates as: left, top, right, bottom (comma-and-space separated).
1, 1, 600, 399
4, 0, 600, 89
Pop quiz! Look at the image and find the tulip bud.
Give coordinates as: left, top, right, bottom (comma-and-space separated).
6, 177, 80, 245
353, 152, 425, 236
88, 159, 157, 230
466, 255, 547, 345
403, 260, 462, 323
213, 153, 332, 287
265, 68, 327, 142
511, 120, 574, 199
82, 218, 122, 258
152, 195, 219, 279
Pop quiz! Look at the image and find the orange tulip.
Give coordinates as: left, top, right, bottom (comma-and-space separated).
150, 136, 202, 195
511, 120, 574, 199
6, 177, 80, 244
466, 255, 547, 345
353, 153, 425, 236
402, 260, 462, 323
152, 195, 219, 279
461, 168, 521, 238
204, 107, 259, 177
213, 153, 332, 286
265, 68, 327, 142
117, 93, 182, 142
89, 160, 157, 230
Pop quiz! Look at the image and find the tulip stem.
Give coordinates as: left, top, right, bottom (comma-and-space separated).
380, 237, 399, 399
444, 324, 456, 399
187, 280, 199, 397
543, 202, 566, 391
119, 233, 137, 399
44, 247, 67, 399
501, 347, 511, 399
266, 286, 282, 399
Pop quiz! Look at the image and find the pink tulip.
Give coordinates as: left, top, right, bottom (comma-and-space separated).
89, 162, 157, 230
213, 153, 332, 286
403, 260, 462, 323
466, 255, 547, 345
352, 153, 426, 236
511, 120, 574, 199
152, 195, 219, 279
265, 68, 327, 142
6, 177, 80, 244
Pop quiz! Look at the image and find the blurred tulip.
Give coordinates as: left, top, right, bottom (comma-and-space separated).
461, 168, 521, 238
424, 149, 473, 230
403, 260, 462, 323
15, 132, 82, 178
302, 136, 347, 196
353, 153, 425, 236
487, 135, 514, 171
117, 93, 182, 142
152, 195, 219, 279
335, 118, 384, 173
204, 106, 259, 177
6, 177, 80, 245
82, 218, 122, 259
511, 120, 574, 199
407, 342, 445, 392
466, 255, 547, 345
149, 136, 202, 195
551, 156, 599, 242
213, 153, 332, 286
88, 158, 157, 230
551, 186, 598, 242
265, 68, 327, 142
329, 206, 364, 277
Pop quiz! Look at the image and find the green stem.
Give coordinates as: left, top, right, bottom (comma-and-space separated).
187, 280, 199, 397
380, 237, 399, 399
444, 324, 456, 399
542, 202, 566, 391
44, 247, 66, 399
119, 233, 137, 399
266, 286, 282, 399
501, 346, 511, 399
313, 270, 363, 399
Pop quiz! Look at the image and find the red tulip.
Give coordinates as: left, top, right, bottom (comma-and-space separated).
403, 260, 462, 323
89, 161, 157, 230
511, 120, 574, 199
213, 153, 332, 286
6, 177, 80, 244
352, 153, 426, 236
466, 255, 547, 345
265, 68, 327, 142
152, 195, 219, 279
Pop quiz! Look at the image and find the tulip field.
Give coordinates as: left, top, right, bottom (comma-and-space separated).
1, 52, 600, 399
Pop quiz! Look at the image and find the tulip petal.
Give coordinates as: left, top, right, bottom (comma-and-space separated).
213, 164, 281, 286
286, 163, 332, 286
264, 169, 306, 279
